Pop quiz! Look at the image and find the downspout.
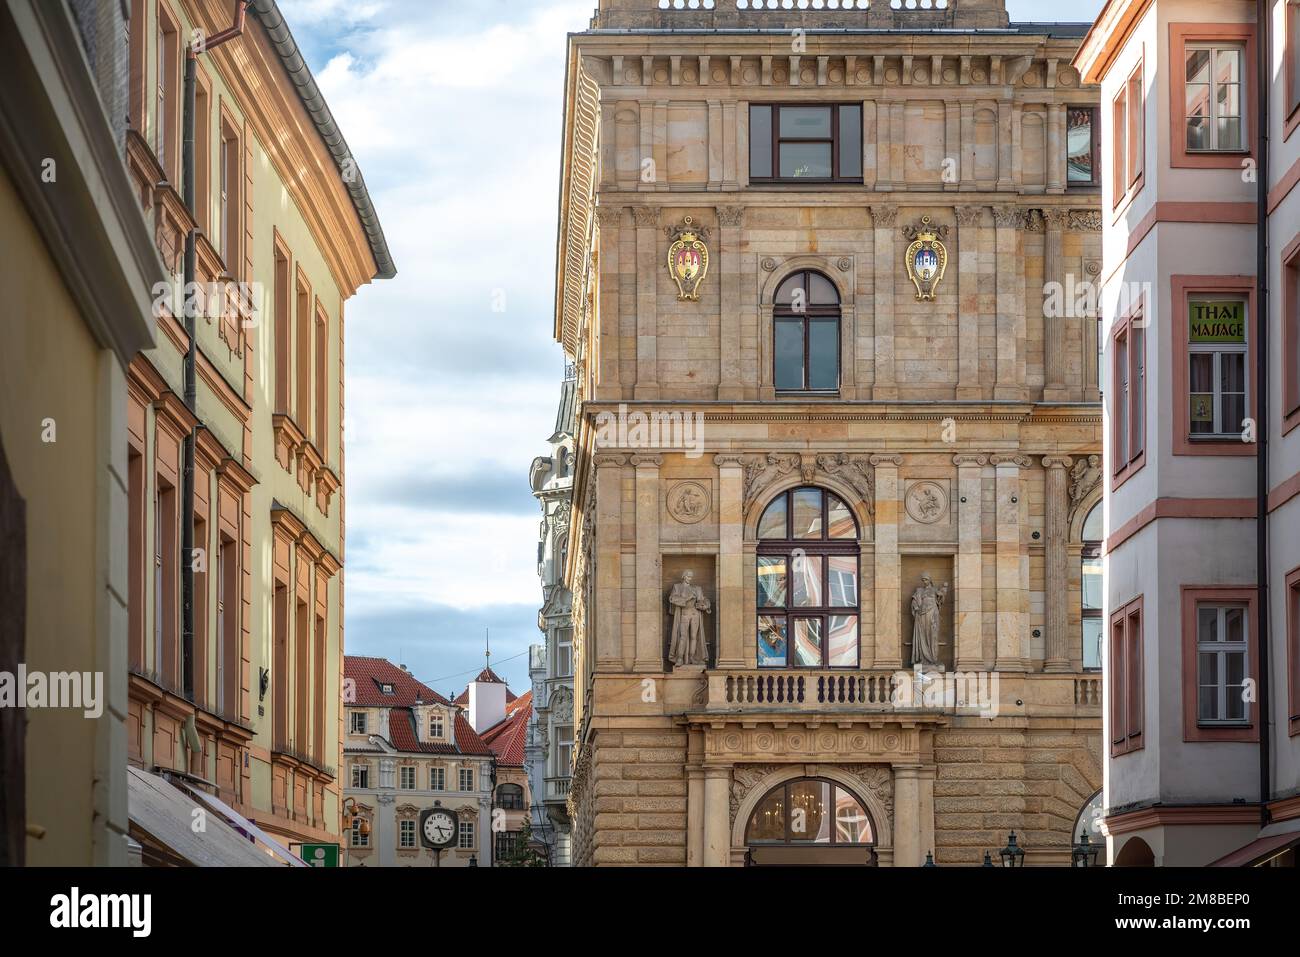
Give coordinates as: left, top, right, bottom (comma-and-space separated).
181, 0, 248, 705
1255, 0, 1271, 830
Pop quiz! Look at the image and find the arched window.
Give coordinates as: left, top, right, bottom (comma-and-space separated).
774, 270, 840, 393
746, 778, 875, 852
1081, 503, 1103, 670
756, 487, 859, 668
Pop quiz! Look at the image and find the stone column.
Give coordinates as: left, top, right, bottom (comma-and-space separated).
594, 453, 626, 671
1042, 456, 1073, 672
955, 206, 984, 399
687, 765, 705, 866
992, 206, 1024, 401
876, 100, 893, 191
1047, 103, 1065, 193
1042, 208, 1069, 401
919, 766, 937, 863
717, 206, 745, 401
954, 454, 987, 671
872, 454, 903, 668
992, 454, 1028, 672
631, 206, 660, 400
714, 454, 746, 668
703, 766, 731, 867
871, 206, 898, 400
594, 206, 622, 400
632, 454, 663, 672
893, 765, 921, 866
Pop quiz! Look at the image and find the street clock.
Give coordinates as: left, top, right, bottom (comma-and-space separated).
420, 807, 457, 850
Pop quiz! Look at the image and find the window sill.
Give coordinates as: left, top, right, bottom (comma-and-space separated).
775, 390, 840, 399
1111, 452, 1146, 492
749, 179, 864, 187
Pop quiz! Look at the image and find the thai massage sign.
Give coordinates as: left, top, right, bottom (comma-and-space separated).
1188, 300, 1245, 343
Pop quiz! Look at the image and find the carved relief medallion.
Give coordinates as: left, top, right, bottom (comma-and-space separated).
905, 481, 949, 525
667, 481, 711, 524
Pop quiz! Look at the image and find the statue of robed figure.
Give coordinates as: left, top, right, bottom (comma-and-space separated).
910, 572, 949, 668
667, 569, 712, 667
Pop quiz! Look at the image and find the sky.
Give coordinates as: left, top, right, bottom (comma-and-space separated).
279, 0, 1106, 699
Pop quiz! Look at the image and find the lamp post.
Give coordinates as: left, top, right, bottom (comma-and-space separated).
341, 797, 369, 868
998, 830, 1026, 867
981, 851, 994, 867
1071, 830, 1102, 868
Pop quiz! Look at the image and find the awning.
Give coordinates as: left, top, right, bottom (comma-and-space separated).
127, 767, 285, 867
1208, 830, 1300, 867
176, 781, 307, 867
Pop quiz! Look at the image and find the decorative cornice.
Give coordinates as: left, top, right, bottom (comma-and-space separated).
1068, 209, 1103, 231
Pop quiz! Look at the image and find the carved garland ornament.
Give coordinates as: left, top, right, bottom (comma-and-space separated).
741, 452, 875, 517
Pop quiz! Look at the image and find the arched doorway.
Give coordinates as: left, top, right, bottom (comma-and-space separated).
744, 777, 877, 866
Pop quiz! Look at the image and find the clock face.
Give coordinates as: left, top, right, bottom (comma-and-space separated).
422, 810, 457, 848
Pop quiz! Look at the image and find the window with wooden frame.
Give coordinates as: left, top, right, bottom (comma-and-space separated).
457, 821, 474, 850
429, 713, 444, 739
294, 595, 309, 751
350, 763, 368, 789
296, 270, 312, 431
773, 270, 841, 393
1111, 302, 1146, 486
749, 104, 863, 183
192, 507, 207, 707
273, 237, 291, 413
1066, 107, 1100, 186
350, 816, 369, 847
128, 446, 145, 672
1111, 59, 1145, 209
1287, 566, 1300, 737
349, 709, 366, 734
1109, 596, 1144, 756
1181, 586, 1258, 742
272, 582, 289, 746
154, 3, 180, 178
1283, 234, 1300, 434
756, 487, 860, 669
191, 74, 212, 242
1169, 24, 1256, 168
1172, 277, 1256, 456
155, 477, 178, 687
399, 766, 416, 790
399, 819, 416, 848
313, 610, 326, 763
314, 304, 329, 451
218, 112, 242, 272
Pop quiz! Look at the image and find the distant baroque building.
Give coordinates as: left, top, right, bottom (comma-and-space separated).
553, 0, 1106, 866
527, 376, 578, 865
343, 656, 495, 867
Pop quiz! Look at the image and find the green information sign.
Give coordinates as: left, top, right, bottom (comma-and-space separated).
299, 843, 340, 867
1189, 300, 1245, 343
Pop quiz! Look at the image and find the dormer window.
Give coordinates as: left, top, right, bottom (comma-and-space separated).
429, 714, 444, 739
380, 682, 395, 695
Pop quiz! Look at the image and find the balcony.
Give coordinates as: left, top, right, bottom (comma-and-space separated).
544, 776, 572, 802
700, 669, 1104, 719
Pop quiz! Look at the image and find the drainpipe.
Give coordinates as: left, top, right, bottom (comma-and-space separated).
1255, 0, 1271, 830
181, 0, 248, 704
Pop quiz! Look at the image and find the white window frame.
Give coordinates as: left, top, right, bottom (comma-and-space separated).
349, 710, 366, 735
458, 767, 474, 792
429, 765, 445, 791
399, 819, 416, 849
458, 821, 474, 850
399, 766, 415, 790
1184, 43, 1246, 152
350, 818, 369, 847
555, 629, 573, 678
556, 724, 574, 778
1188, 300, 1248, 439
351, 764, 369, 789
1196, 603, 1250, 725
429, 714, 444, 739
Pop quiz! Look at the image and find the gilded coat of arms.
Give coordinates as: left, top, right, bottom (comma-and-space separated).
903, 215, 949, 302
667, 217, 709, 301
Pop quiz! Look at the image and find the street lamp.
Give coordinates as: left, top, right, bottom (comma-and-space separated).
1071, 830, 1102, 868
923, 851, 937, 867
981, 851, 994, 867
341, 797, 369, 867
998, 830, 1025, 867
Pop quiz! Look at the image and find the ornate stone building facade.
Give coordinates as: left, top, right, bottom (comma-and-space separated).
556, 0, 1106, 866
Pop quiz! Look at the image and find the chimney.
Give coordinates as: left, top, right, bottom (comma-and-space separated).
468, 673, 506, 734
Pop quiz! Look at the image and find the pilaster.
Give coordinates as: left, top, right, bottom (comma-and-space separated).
632, 453, 663, 672
1042, 455, 1073, 672
714, 454, 746, 668
871, 454, 903, 668
954, 453, 987, 670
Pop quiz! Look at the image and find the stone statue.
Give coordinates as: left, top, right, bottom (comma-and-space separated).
909, 572, 949, 668
1069, 455, 1101, 513
667, 569, 712, 667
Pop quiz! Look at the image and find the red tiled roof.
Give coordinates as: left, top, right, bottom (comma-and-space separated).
381, 708, 494, 756
452, 667, 518, 706
344, 656, 449, 707
480, 691, 531, 767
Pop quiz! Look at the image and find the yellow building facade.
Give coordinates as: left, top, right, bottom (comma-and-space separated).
118, 0, 392, 852
557, 0, 1107, 866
